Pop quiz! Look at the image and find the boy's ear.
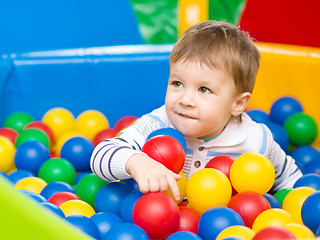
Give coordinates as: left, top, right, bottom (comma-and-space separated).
231, 92, 251, 116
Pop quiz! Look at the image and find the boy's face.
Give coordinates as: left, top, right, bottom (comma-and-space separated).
165, 61, 240, 139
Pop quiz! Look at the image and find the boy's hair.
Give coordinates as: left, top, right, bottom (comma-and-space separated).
170, 21, 261, 93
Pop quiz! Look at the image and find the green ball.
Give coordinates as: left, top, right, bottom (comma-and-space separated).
15, 128, 50, 148
273, 187, 293, 207
75, 173, 108, 208
38, 158, 76, 185
4, 112, 34, 132
284, 113, 318, 146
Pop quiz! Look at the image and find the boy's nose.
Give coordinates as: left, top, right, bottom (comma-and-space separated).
179, 91, 195, 107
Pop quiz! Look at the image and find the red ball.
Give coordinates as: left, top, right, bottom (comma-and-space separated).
0, 127, 18, 144
205, 155, 237, 195
228, 191, 271, 228
142, 135, 185, 174
132, 192, 180, 239
114, 115, 138, 132
48, 191, 81, 206
24, 121, 54, 144
92, 128, 118, 146
178, 206, 201, 234
252, 226, 297, 240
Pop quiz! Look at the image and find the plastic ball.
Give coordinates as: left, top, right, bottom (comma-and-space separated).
14, 141, 51, 175
266, 122, 289, 151
75, 110, 109, 141
273, 188, 293, 207
75, 173, 108, 208
24, 121, 54, 145
132, 192, 180, 239
178, 206, 201, 234
113, 115, 138, 132
165, 171, 187, 204
65, 215, 100, 239
52, 131, 81, 156
95, 181, 132, 215
291, 145, 320, 166
166, 231, 203, 240
120, 178, 140, 192
269, 96, 303, 125
186, 168, 232, 213
230, 152, 275, 195
119, 191, 144, 222
0, 136, 15, 173
16, 128, 50, 149
252, 226, 297, 240
284, 113, 318, 146
4, 112, 34, 132
40, 202, 65, 218
301, 191, 320, 233
60, 199, 95, 217
90, 212, 123, 239
15, 176, 47, 194
282, 186, 316, 212
38, 158, 76, 185
146, 127, 187, 153
42, 107, 75, 140
0, 127, 19, 144
285, 222, 315, 239
293, 173, 320, 189
263, 193, 281, 208
28, 193, 47, 203
60, 136, 94, 172
216, 225, 255, 240
287, 203, 304, 224
251, 208, 295, 233
142, 135, 185, 174
228, 191, 271, 228
40, 181, 75, 199
198, 206, 244, 240
304, 159, 320, 174
246, 109, 270, 124
75, 171, 91, 185
93, 128, 118, 146
8, 169, 35, 185
103, 222, 149, 240
48, 191, 81, 206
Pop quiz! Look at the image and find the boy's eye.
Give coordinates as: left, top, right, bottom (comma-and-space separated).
199, 86, 212, 94
172, 81, 183, 88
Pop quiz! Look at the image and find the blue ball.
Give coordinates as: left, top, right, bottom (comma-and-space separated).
95, 182, 132, 215
166, 231, 203, 240
14, 141, 50, 175
269, 96, 303, 125
60, 136, 94, 172
40, 181, 75, 199
266, 122, 289, 151
29, 193, 47, 203
246, 109, 270, 124
198, 207, 244, 240
263, 193, 281, 208
75, 171, 91, 184
90, 212, 123, 239
291, 145, 320, 166
120, 191, 144, 222
40, 202, 65, 218
66, 215, 100, 239
146, 127, 187, 153
293, 173, 320, 189
8, 169, 35, 185
102, 222, 148, 240
301, 191, 320, 233
120, 178, 140, 192
305, 159, 320, 174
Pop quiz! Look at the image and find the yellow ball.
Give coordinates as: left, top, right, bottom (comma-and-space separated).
0, 136, 15, 173
59, 199, 95, 217
282, 186, 316, 212
230, 152, 275, 195
216, 225, 255, 240
42, 107, 75, 141
186, 168, 232, 213
287, 203, 303, 224
284, 223, 315, 239
15, 177, 47, 194
75, 110, 109, 141
252, 208, 296, 233
165, 171, 187, 204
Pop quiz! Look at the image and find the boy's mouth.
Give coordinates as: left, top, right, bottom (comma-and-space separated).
177, 112, 198, 120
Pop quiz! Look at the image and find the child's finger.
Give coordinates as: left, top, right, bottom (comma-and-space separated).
167, 175, 180, 201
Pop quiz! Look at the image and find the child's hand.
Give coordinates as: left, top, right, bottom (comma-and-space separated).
126, 153, 182, 201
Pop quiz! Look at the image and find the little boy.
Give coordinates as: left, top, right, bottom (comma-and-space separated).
90, 21, 302, 201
